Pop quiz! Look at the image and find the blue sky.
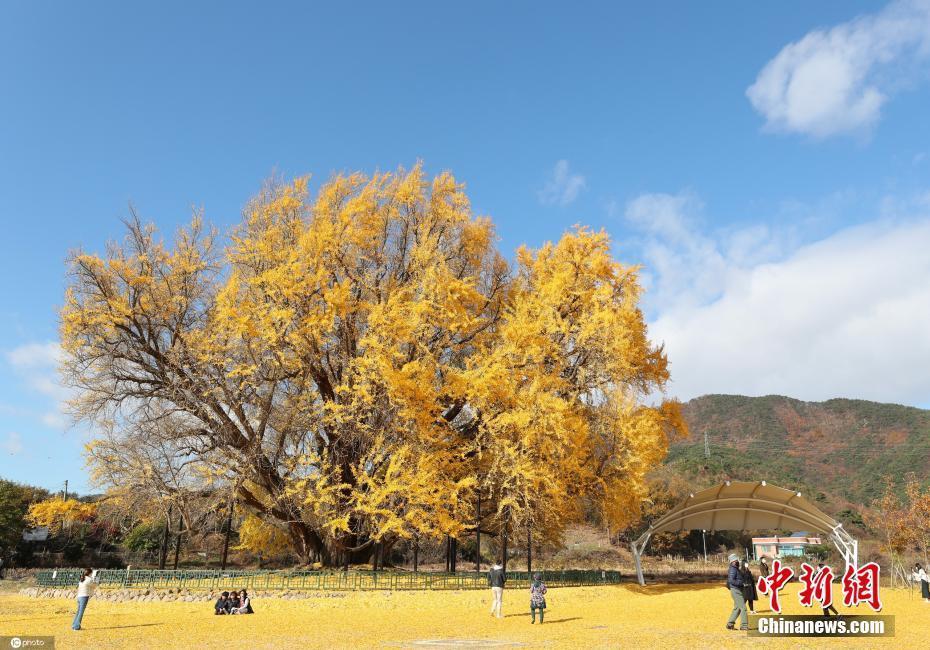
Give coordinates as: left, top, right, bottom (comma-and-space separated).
2, 0, 930, 492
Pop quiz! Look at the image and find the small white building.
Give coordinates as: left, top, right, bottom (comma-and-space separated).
22, 527, 49, 542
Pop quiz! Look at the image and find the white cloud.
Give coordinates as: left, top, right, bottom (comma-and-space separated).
5, 341, 70, 430
624, 192, 795, 313
539, 160, 586, 206
7, 341, 61, 368
2, 431, 23, 456
747, 0, 930, 137
625, 193, 930, 406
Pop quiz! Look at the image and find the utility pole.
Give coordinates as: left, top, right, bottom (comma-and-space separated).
63, 480, 68, 501
704, 431, 710, 458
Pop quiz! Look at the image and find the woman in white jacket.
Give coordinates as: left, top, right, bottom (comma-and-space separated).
72, 568, 98, 630
913, 563, 930, 602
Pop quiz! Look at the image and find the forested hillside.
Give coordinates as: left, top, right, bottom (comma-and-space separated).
666, 394, 930, 523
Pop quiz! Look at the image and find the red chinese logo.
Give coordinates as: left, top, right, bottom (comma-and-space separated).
798, 563, 834, 608
841, 562, 882, 611
756, 559, 795, 613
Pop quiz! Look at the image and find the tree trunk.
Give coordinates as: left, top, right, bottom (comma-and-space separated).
172, 519, 182, 570
158, 506, 172, 570
527, 529, 532, 574
450, 537, 457, 573
501, 526, 509, 573
475, 494, 482, 572
413, 538, 419, 573
221, 501, 234, 570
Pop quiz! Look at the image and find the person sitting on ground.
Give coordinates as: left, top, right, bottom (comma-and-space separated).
227, 590, 240, 614
529, 573, 547, 624
214, 591, 230, 615
232, 588, 253, 614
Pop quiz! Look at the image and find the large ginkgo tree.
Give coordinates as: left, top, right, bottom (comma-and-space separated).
62, 164, 685, 565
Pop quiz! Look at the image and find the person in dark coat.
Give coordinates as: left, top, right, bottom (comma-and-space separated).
725, 554, 748, 630
227, 590, 240, 613
214, 591, 230, 615
759, 557, 769, 578
740, 560, 758, 614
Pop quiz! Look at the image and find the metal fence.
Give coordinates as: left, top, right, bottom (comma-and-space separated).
35, 568, 627, 591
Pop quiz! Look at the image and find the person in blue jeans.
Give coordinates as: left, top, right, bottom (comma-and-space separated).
72, 568, 98, 631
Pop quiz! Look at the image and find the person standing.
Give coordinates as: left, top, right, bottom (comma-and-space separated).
725, 554, 748, 631
912, 563, 930, 603
759, 557, 769, 579
72, 568, 98, 631
817, 562, 839, 616
740, 560, 758, 615
488, 562, 506, 619
529, 573, 547, 624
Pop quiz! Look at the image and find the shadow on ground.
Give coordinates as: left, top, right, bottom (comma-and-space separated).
621, 582, 723, 596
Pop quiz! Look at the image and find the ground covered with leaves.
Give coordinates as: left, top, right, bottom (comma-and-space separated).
1, 582, 924, 649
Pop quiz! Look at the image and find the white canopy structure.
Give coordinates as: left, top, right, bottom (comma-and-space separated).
631, 480, 859, 585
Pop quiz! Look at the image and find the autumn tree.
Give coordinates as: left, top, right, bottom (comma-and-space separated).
87, 423, 229, 568
26, 497, 97, 534
63, 164, 683, 566
0, 479, 50, 555
868, 475, 915, 586
902, 474, 930, 567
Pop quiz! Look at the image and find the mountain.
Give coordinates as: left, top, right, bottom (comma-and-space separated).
665, 394, 930, 525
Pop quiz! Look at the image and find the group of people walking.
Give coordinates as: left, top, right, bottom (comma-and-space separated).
725, 554, 757, 630
725, 555, 846, 629
488, 563, 549, 623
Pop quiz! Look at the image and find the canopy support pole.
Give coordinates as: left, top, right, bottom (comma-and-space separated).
632, 531, 651, 586
828, 524, 858, 575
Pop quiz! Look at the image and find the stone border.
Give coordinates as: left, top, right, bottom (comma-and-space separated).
19, 587, 348, 603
